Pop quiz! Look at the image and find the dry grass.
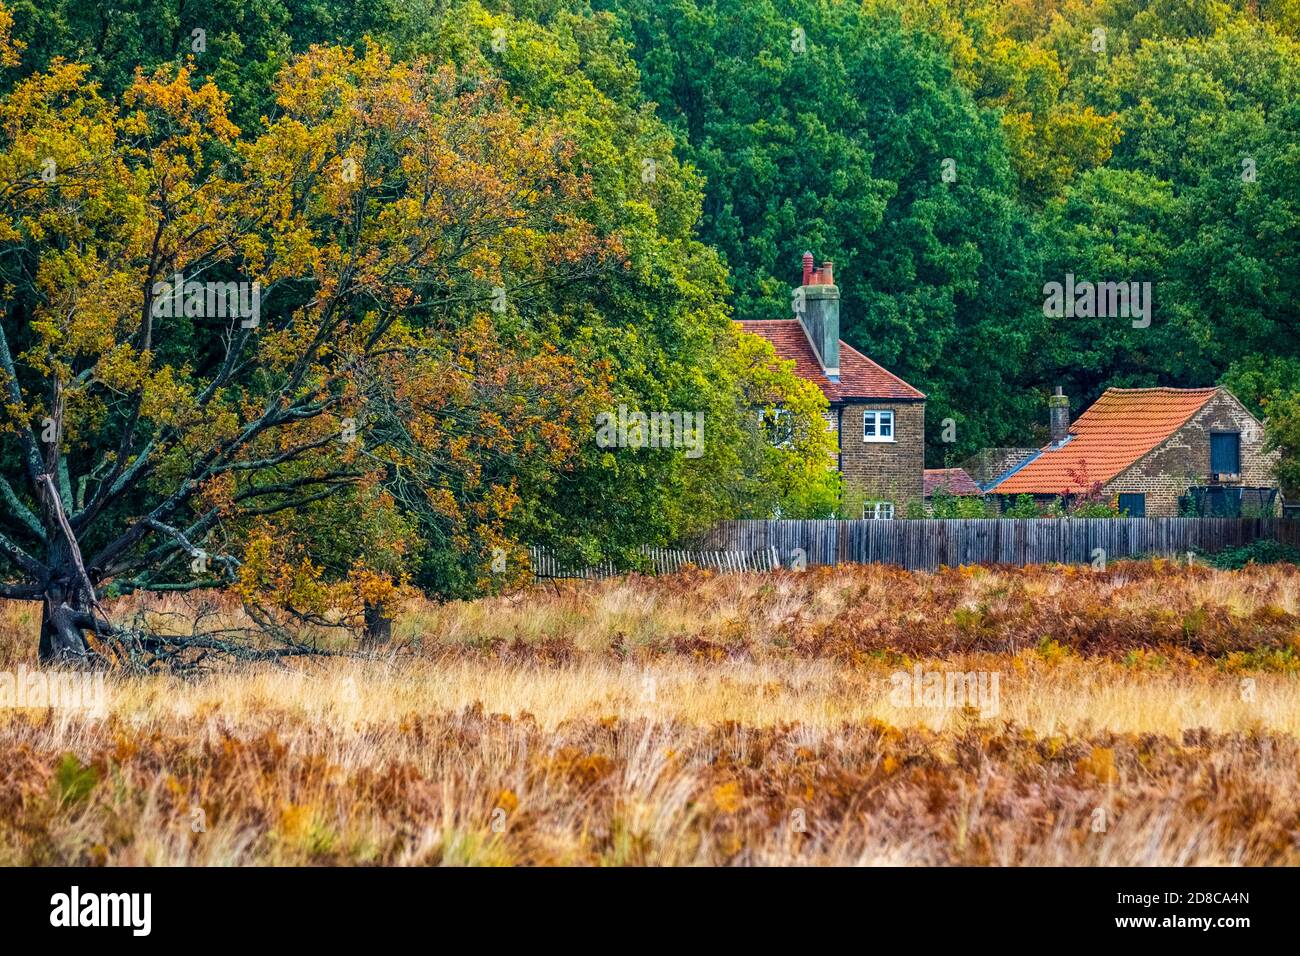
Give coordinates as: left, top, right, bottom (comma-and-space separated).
2, 560, 1300, 865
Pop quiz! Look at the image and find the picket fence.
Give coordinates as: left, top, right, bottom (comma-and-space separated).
529, 544, 780, 579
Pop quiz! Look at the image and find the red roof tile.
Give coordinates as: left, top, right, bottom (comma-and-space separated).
736, 319, 924, 402
924, 468, 983, 496
991, 387, 1220, 495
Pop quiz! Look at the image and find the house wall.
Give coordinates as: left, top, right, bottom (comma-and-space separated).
1102, 391, 1278, 516
838, 400, 925, 505
823, 409, 840, 468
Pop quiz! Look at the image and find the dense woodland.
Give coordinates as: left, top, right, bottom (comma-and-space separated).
0, 0, 1297, 655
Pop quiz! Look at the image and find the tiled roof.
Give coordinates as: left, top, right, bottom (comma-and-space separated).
923, 468, 983, 496
736, 319, 925, 402
990, 387, 1220, 495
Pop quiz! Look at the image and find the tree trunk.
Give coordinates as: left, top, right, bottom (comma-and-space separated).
38, 582, 93, 663
362, 600, 392, 647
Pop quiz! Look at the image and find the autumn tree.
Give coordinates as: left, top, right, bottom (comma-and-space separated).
1, 0, 428, 128
0, 36, 611, 661
394, 3, 842, 574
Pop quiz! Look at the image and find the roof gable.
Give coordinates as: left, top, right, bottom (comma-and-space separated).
736, 319, 924, 402
990, 387, 1220, 495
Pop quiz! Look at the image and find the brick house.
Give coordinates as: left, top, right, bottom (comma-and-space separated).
737, 254, 926, 516
986, 386, 1279, 516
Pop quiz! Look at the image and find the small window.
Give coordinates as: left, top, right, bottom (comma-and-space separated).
1210, 432, 1240, 475
760, 407, 794, 447
1117, 493, 1145, 517
863, 409, 895, 442
864, 501, 894, 519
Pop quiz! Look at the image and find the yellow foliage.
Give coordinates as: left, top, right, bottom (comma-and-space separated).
711, 781, 743, 813
1080, 746, 1118, 783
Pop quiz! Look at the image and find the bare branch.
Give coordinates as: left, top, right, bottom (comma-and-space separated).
36, 473, 96, 602
0, 474, 45, 541
0, 580, 42, 599
0, 526, 46, 581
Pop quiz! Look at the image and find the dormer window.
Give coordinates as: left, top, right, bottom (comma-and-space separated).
863, 409, 894, 442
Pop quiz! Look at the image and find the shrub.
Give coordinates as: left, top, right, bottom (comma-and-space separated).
1003, 494, 1044, 518
1201, 540, 1300, 570
929, 488, 992, 518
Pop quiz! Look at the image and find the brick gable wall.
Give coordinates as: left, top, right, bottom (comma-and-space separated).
1101, 391, 1278, 516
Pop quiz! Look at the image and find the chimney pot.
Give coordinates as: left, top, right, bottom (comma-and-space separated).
792, 254, 840, 380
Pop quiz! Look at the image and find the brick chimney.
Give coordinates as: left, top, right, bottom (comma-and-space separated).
795, 252, 840, 382
1049, 386, 1070, 445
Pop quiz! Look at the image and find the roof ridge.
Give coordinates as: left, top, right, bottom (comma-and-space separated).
1076, 386, 1217, 434
1102, 385, 1218, 390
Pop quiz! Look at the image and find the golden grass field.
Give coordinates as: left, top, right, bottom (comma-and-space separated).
2, 560, 1300, 865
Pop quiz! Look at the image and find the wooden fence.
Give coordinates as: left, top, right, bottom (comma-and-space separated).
530, 545, 781, 579
530, 519, 1300, 579
701, 517, 1300, 571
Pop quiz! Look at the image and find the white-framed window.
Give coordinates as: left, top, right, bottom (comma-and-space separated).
759, 407, 794, 448
863, 409, 895, 442
864, 501, 895, 519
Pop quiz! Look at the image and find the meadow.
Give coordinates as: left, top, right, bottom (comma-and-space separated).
2, 560, 1299, 866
